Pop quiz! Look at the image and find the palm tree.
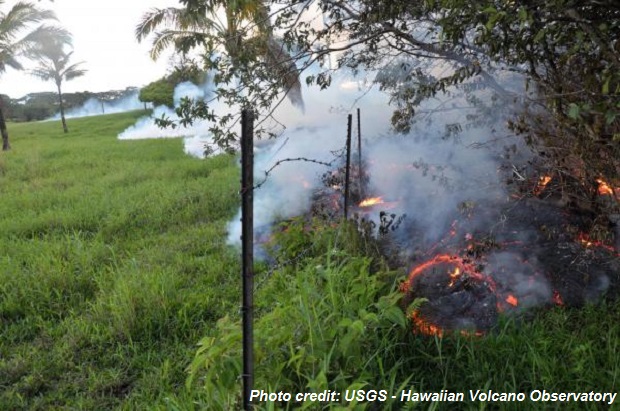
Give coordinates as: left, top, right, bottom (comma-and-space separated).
0, 1, 69, 150
135, 0, 302, 108
30, 38, 86, 133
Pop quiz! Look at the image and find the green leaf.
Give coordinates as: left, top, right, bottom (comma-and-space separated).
567, 103, 581, 120
602, 77, 611, 95
534, 29, 546, 43
605, 111, 617, 125
382, 305, 407, 328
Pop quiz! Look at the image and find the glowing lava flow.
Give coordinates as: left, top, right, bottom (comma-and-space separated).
411, 311, 444, 337
401, 254, 498, 337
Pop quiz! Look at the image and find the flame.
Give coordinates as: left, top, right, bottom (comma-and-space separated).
359, 196, 384, 207
448, 267, 461, 287
505, 294, 518, 307
596, 178, 614, 196
534, 175, 552, 196
577, 232, 618, 254
552, 290, 564, 306
578, 232, 594, 248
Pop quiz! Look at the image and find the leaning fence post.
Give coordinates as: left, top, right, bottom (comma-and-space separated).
357, 108, 363, 198
344, 113, 353, 219
240, 109, 254, 410
357, 108, 362, 169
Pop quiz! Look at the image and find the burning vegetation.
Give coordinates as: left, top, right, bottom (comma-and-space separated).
284, 143, 620, 337
247, 104, 620, 339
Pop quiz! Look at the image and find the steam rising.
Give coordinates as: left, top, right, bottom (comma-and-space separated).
225, 72, 394, 245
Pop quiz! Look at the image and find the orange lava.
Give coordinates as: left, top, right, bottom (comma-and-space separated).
411, 310, 444, 337
402, 254, 497, 337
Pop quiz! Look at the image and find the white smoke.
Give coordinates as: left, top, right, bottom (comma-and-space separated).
226, 70, 395, 245
226, 68, 526, 248
51, 91, 148, 119
117, 64, 533, 290
117, 81, 219, 157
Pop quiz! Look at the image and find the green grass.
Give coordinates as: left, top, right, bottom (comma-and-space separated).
0, 112, 240, 409
1, 113, 618, 410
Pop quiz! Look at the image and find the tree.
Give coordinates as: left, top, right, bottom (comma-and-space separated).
139, 77, 176, 108
431, 0, 620, 212
0, 1, 68, 150
29, 38, 86, 132
136, 0, 619, 206
139, 56, 204, 108
136, 0, 304, 145
136, 1, 519, 147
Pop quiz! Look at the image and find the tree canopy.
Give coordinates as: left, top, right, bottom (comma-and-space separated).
137, 0, 620, 203
139, 56, 204, 108
29, 37, 87, 132
0, 0, 69, 150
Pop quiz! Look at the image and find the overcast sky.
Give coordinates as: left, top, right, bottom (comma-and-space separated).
2, 0, 180, 98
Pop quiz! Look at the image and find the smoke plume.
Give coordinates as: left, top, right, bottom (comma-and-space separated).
117, 81, 218, 157
51, 90, 148, 119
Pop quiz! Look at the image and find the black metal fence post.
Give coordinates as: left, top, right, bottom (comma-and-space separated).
241, 109, 254, 410
344, 113, 353, 219
357, 108, 362, 169
357, 108, 363, 198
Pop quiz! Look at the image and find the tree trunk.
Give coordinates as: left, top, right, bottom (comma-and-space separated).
0, 98, 10, 151
57, 82, 68, 133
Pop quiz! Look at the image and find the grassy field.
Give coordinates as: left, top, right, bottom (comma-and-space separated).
0, 112, 240, 409
1, 113, 619, 410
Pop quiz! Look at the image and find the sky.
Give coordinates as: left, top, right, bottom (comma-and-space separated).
2, 0, 180, 99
